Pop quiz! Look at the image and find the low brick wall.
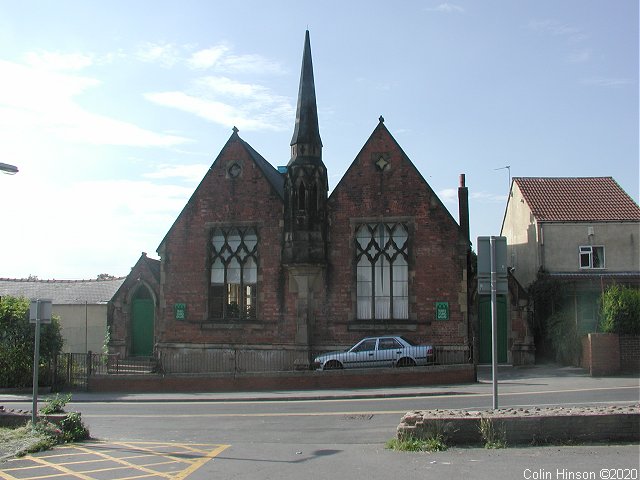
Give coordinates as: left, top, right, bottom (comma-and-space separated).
620, 335, 640, 373
397, 405, 640, 446
581, 333, 620, 376
0, 406, 68, 428
88, 364, 475, 393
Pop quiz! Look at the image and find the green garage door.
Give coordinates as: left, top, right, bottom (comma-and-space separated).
478, 295, 508, 364
132, 298, 154, 356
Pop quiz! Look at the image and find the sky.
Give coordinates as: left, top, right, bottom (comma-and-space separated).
0, 0, 637, 280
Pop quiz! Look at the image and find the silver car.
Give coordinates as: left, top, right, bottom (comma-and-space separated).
313, 336, 434, 370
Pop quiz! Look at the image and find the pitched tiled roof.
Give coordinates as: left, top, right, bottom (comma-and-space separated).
515, 177, 640, 222
0, 277, 126, 305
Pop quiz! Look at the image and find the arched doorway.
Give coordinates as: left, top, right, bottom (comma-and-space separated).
131, 286, 154, 356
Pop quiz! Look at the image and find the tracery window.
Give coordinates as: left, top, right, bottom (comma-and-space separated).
209, 227, 258, 320
355, 223, 409, 320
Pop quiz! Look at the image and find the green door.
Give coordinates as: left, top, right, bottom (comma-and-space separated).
478, 295, 508, 364
132, 298, 154, 356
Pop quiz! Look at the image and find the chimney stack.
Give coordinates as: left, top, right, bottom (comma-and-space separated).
458, 174, 470, 243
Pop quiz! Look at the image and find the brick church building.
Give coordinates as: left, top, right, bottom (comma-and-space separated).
108, 31, 474, 372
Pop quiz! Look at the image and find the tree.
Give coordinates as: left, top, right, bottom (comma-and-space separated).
0, 296, 63, 388
599, 285, 640, 335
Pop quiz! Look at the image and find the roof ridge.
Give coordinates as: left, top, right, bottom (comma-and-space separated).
0, 277, 126, 283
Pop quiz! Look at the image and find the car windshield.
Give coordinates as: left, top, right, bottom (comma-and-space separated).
400, 336, 418, 346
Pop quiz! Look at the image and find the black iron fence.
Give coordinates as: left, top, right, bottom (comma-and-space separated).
49, 345, 471, 390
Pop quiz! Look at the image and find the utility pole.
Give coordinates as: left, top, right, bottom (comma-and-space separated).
30, 299, 52, 426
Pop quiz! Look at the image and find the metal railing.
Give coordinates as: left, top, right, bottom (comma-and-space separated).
49, 345, 471, 390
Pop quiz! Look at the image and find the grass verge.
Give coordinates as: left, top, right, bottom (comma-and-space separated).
386, 434, 448, 452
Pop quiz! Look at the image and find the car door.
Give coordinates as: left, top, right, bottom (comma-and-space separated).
346, 338, 379, 368
377, 337, 404, 367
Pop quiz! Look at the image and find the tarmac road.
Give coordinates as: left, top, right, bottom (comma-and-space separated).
1, 364, 638, 479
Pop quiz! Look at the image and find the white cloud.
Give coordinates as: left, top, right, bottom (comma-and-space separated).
426, 2, 465, 14
569, 49, 591, 63
24, 51, 94, 71
0, 59, 190, 147
0, 174, 194, 278
471, 191, 507, 202
145, 76, 294, 131
439, 188, 506, 204
144, 163, 210, 183
581, 77, 633, 88
136, 41, 181, 68
438, 188, 458, 203
218, 53, 285, 75
528, 19, 587, 43
188, 45, 229, 69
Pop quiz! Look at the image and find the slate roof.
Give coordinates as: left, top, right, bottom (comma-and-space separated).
239, 137, 285, 199
0, 277, 126, 305
514, 177, 640, 222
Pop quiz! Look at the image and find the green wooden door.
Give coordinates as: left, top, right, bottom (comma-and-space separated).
132, 298, 154, 356
478, 295, 508, 364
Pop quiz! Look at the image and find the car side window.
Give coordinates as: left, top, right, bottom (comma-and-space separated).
379, 338, 402, 350
352, 339, 377, 352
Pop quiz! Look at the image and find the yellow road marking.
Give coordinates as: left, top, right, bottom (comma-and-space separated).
0, 441, 230, 480
173, 445, 229, 480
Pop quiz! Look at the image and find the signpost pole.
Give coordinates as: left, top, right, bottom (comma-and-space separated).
30, 299, 51, 427
490, 236, 499, 409
31, 304, 41, 426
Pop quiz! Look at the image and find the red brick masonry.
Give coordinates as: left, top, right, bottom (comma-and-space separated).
397, 404, 640, 445
88, 364, 475, 393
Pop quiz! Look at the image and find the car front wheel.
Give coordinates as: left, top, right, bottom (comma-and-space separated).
324, 360, 343, 370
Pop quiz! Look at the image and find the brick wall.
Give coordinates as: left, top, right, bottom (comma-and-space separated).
88, 364, 475, 392
157, 135, 290, 346
619, 335, 640, 372
323, 122, 469, 348
581, 333, 620, 376
122, 123, 471, 366
397, 406, 640, 445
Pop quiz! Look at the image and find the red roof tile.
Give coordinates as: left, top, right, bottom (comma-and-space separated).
514, 177, 640, 222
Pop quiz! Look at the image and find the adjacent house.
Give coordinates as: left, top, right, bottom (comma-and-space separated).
0, 277, 125, 353
501, 177, 640, 337
108, 31, 476, 372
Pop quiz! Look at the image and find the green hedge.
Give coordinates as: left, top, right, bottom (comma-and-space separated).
599, 285, 640, 336
0, 296, 63, 388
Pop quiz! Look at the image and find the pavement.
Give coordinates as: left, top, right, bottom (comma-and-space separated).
0, 363, 637, 404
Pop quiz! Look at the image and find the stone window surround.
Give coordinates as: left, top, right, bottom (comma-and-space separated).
348, 216, 419, 332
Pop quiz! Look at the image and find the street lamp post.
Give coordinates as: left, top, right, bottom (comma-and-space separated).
0, 162, 19, 174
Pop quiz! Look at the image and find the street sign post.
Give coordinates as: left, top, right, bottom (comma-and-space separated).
30, 299, 52, 426
477, 236, 508, 410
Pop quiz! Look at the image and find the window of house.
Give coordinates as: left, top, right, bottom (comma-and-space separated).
355, 223, 409, 320
579, 245, 605, 269
210, 227, 258, 320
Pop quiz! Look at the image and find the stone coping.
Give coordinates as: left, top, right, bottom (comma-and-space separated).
0, 406, 68, 428
397, 404, 640, 446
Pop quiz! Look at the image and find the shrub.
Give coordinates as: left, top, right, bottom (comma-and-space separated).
0, 296, 63, 388
600, 285, 640, 335
40, 393, 72, 415
59, 413, 90, 442
547, 308, 581, 365
479, 417, 507, 449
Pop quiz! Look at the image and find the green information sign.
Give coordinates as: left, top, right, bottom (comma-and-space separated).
174, 303, 187, 320
435, 302, 449, 320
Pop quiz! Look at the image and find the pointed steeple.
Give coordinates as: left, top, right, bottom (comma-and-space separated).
289, 30, 322, 165
283, 30, 328, 266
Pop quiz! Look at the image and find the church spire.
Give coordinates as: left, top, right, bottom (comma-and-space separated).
289, 30, 322, 165
283, 31, 328, 266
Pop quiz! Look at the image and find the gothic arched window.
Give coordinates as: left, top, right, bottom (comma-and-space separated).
209, 227, 258, 320
355, 223, 409, 320
298, 182, 306, 211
